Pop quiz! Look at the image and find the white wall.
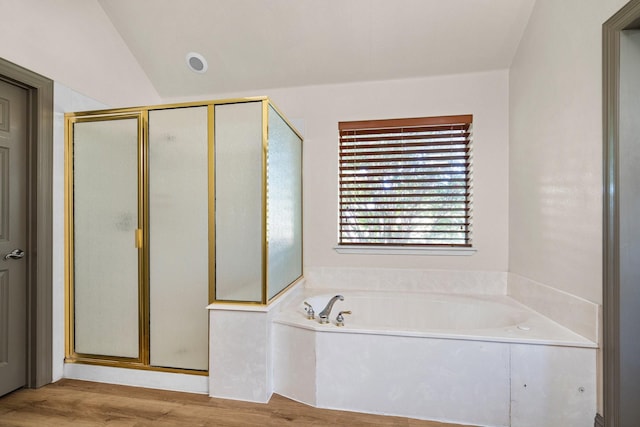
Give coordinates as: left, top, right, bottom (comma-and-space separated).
0, 0, 159, 106
166, 70, 511, 274
509, 0, 630, 415
509, 0, 628, 304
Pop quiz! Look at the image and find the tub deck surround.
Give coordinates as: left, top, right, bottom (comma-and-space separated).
507, 273, 600, 343
275, 291, 596, 348
209, 309, 273, 403
207, 282, 304, 403
272, 287, 597, 427
208, 269, 599, 426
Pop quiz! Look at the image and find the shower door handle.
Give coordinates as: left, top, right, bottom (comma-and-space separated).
3, 249, 25, 260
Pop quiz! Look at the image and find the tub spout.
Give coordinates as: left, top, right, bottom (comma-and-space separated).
319, 295, 344, 324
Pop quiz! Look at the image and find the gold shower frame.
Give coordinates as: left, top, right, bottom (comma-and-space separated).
64, 97, 304, 373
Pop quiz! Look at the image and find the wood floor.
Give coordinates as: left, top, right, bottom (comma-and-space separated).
0, 380, 474, 427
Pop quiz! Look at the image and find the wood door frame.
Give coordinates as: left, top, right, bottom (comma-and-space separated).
603, 1, 640, 425
0, 58, 53, 388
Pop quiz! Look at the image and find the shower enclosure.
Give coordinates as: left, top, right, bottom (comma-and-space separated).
65, 98, 303, 373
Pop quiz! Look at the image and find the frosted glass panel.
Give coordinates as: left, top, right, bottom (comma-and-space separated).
73, 118, 139, 358
267, 106, 302, 299
148, 107, 209, 370
215, 102, 263, 302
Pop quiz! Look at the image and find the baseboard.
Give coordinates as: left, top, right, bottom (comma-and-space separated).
595, 413, 604, 427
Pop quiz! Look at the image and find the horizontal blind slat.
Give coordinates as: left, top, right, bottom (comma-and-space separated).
340, 178, 469, 184
338, 115, 472, 131
340, 163, 468, 172
341, 186, 468, 192
340, 150, 469, 159
339, 124, 470, 135
340, 171, 467, 178
341, 238, 468, 242
340, 215, 470, 219
340, 139, 470, 150
340, 134, 470, 144
340, 208, 471, 213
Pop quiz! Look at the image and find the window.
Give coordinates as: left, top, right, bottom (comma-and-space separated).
338, 115, 472, 247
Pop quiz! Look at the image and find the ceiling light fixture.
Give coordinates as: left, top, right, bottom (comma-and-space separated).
186, 52, 208, 73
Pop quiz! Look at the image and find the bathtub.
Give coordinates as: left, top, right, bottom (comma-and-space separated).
272, 290, 597, 427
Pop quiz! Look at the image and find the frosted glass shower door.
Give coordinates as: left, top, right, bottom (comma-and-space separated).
214, 102, 263, 302
72, 117, 140, 358
267, 106, 302, 299
148, 107, 209, 370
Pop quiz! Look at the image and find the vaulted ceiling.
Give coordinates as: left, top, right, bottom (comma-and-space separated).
98, 0, 535, 98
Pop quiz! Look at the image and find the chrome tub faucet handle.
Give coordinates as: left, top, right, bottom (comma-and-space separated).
336, 310, 351, 327
304, 301, 315, 320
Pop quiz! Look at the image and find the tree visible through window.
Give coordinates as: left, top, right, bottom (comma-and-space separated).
338, 115, 472, 247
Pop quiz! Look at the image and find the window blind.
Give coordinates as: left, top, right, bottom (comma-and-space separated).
338, 115, 472, 247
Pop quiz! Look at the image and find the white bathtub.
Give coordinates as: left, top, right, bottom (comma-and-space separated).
276, 291, 595, 346
272, 290, 597, 427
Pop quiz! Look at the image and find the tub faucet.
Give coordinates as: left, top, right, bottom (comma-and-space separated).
319, 295, 344, 324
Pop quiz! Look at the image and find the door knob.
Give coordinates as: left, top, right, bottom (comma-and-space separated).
3, 249, 25, 260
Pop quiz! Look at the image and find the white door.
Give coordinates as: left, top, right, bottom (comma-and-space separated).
0, 78, 28, 396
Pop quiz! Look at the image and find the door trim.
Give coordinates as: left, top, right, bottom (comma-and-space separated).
0, 58, 53, 388
603, 1, 640, 425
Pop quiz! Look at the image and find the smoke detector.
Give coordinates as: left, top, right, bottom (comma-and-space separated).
186, 52, 208, 73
